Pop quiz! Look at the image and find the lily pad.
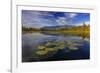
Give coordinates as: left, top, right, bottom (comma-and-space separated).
38, 46, 45, 50
36, 50, 48, 55
46, 48, 55, 51
68, 46, 78, 51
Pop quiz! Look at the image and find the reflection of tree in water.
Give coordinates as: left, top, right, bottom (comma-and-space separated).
41, 31, 89, 40
22, 31, 90, 62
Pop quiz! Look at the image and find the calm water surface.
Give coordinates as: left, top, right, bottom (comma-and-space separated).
22, 32, 90, 62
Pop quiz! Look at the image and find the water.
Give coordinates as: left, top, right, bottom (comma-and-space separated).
22, 32, 90, 62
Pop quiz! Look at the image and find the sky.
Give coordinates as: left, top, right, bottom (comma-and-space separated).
22, 10, 90, 28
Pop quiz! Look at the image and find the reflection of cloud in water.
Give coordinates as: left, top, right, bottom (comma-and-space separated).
22, 32, 90, 62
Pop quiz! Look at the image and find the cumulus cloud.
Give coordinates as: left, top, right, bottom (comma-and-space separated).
56, 13, 77, 25
56, 17, 68, 25
69, 13, 77, 18
64, 13, 77, 18
22, 10, 89, 27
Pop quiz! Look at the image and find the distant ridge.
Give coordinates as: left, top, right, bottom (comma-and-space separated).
41, 25, 75, 30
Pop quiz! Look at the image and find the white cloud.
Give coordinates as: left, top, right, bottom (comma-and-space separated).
22, 11, 82, 28
56, 17, 68, 25
64, 13, 77, 18
22, 11, 56, 28
85, 21, 90, 24
69, 13, 77, 18
56, 13, 78, 26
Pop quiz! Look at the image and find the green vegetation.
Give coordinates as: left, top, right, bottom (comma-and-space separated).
36, 50, 48, 55
22, 23, 90, 56
23, 23, 89, 57
22, 23, 90, 38
35, 40, 83, 56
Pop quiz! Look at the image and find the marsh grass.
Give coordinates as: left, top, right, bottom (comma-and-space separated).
22, 25, 90, 38
22, 25, 90, 56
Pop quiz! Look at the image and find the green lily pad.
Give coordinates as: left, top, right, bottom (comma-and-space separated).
68, 46, 78, 51
46, 48, 55, 51
36, 50, 48, 55
38, 46, 45, 50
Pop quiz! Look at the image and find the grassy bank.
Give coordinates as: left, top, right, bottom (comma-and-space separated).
22, 25, 90, 38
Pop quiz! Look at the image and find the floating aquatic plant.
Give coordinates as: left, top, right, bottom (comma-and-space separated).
38, 46, 45, 50
36, 40, 82, 56
68, 46, 78, 51
36, 50, 48, 55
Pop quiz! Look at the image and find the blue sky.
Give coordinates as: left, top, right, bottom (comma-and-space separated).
22, 10, 90, 28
